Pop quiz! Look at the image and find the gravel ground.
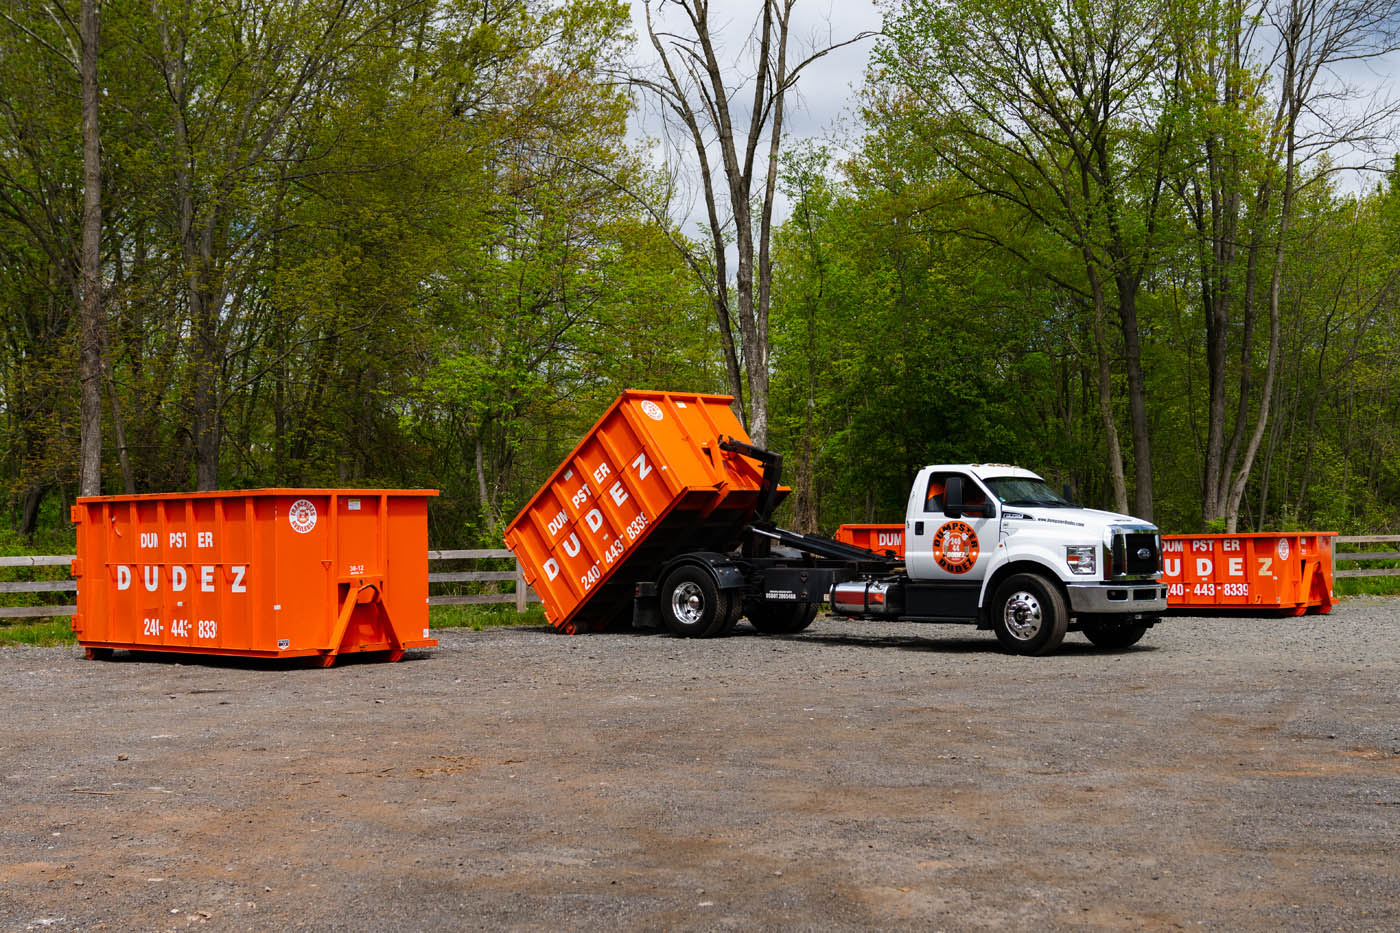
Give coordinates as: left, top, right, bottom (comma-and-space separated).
2, 600, 1398, 931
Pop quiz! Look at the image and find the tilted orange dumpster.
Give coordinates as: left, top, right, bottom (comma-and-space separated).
1161, 532, 1336, 614
834, 524, 905, 559
71, 489, 438, 665
504, 390, 785, 634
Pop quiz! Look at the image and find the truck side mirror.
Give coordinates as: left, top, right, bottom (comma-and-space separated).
945, 476, 964, 518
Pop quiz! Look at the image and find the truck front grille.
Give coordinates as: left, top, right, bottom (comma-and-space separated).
1110, 530, 1160, 580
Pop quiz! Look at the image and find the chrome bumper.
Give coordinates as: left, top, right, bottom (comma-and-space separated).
1066, 582, 1168, 615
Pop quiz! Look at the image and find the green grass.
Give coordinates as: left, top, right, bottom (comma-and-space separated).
1334, 576, 1400, 597
0, 618, 76, 647
429, 603, 550, 630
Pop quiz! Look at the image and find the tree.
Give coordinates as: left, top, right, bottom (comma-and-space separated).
1180, 0, 1400, 530
139, 0, 402, 489
634, 0, 872, 445
77, 0, 101, 497
874, 0, 1191, 519
0, 0, 106, 513
1220, 0, 1400, 530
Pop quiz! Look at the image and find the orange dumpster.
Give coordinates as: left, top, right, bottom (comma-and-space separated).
1161, 532, 1336, 615
71, 489, 438, 666
834, 524, 905, 559
504, 390, 785, 634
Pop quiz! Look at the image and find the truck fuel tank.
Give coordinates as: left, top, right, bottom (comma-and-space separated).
831, 579, 904, 616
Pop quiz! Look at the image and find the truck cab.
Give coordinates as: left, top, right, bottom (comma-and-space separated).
897, 464, 1167, 653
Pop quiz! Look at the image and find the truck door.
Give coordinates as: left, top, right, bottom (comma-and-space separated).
906, 471, 998, 583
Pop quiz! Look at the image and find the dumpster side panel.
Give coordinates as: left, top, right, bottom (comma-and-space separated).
73, 489, 436, 662
835, 524, 905, 558
384, 493, 433, 645
505, 390, 774, 634
507, 399, 681, 629
1162, 532, 1334, 614
270, 493, 332, 653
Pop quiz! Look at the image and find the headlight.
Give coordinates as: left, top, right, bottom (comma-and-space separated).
1065, 545, 1097, 575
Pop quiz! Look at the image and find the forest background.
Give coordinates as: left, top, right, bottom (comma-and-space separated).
2, 0, 1399, 553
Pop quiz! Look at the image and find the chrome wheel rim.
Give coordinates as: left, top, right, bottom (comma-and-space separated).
1002, 590, 1043, 640
671, 581, 706, 626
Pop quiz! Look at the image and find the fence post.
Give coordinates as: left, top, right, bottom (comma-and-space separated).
515, 559, 527, 613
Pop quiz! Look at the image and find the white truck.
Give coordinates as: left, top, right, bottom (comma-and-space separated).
633, 445, 1168, 656
823, 463, 1167, 654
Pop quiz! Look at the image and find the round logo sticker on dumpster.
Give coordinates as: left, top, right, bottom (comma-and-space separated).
1276, 538, 1290, 561
933, 521, 980, 574
641, 400, 665, 421
288, 498, 318, 534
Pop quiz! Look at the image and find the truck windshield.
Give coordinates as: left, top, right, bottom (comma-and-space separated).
983, 477, 1073, 508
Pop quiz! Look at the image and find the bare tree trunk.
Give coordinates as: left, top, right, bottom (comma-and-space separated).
1115, 279, 1153, 519
1088, 266, 1130, 514
191, 264, 222, 491
104, 363, 135, 494
19, 486, 46, 542
638, 0, 870, 446
475, 434, 501, 537
77, 0, 103, 497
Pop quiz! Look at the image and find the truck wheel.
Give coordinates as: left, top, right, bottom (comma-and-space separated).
991, 573, 1068, 656
661, 567, 723, 638
747, 601, 818, 635
1082, 620, 1148, 649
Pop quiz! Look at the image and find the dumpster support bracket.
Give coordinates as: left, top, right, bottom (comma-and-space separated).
323, 581, 403, 667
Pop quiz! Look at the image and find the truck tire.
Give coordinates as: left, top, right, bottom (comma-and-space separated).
747, 601, 818, 635
660, 566, 724, 637
1082, 620, 1148, 649
991, 573, 1068, 656
715, 592, 745, 636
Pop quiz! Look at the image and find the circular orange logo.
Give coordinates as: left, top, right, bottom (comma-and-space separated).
933, 521, 979, 573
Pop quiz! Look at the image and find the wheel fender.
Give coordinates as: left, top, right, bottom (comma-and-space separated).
660, 552, 746, 593
979, 560, 1071, 620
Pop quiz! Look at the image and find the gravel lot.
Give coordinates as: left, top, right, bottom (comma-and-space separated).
3, 600, 1398, 931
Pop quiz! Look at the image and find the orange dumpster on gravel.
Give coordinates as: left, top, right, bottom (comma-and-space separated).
834, 524, 905, 559
1161, 532, 1336, 615
71, 489, 438, 666
504, 389, 785, 634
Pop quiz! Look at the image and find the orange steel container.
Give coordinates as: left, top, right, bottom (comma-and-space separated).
504, 390, 785, 634
71, 489, 438, 666
1161, 532, 1336, 615
834, 524, 905, 559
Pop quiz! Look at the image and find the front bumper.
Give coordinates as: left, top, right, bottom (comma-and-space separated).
1066, 582, 1168, 616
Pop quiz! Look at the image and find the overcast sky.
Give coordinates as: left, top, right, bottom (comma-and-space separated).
625, 0, 1398, 232
626, 0, 885, 229
627, 0, 884, 142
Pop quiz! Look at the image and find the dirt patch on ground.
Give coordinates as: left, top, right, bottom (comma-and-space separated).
3, 604, 1398, 930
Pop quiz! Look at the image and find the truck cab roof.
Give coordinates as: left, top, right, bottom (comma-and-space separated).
921, 464, 1043, 482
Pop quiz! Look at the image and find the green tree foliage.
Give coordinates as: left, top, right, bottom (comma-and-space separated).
767, 0, 1400, 535
3, 0, 1399, 549
0, 0, 721, 545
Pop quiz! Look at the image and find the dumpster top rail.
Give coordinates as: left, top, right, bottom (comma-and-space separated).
77, 487, 439, 504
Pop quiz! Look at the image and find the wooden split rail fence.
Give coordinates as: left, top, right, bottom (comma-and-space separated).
1331, 536, 1400, 578
3, 536, 1396, 622
0, 549, 537, 621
